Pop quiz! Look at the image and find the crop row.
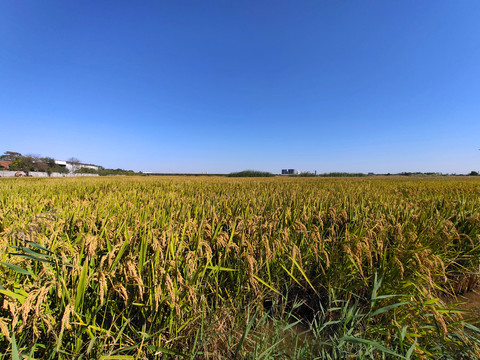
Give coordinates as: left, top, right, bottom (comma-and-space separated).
1, 176, 480, 358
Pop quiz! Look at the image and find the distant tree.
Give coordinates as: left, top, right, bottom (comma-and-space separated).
298, 172, 317, 177
27, 155, 49, 172
9, 156, 34, 174
56, 165, 69, 174
469, 171, 479, 176
227, 170, 274, 177
76, 167, 99, 174
33, 160, 48, 172
40, 157, 57, 175
67, 157, 81, 173
96, 168, 137, 176
41, 157, 56, 168
318, 172, 366, 177
0, 151, 22, 161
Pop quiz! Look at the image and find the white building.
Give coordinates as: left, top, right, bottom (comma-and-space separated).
55, 160, 101, 173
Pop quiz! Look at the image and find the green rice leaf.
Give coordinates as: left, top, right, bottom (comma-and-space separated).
0, 261, 33, 276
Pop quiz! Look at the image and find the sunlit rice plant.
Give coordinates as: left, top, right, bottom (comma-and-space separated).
1, 176, 480, 358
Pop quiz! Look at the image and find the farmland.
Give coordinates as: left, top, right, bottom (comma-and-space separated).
1, 176, 480, 359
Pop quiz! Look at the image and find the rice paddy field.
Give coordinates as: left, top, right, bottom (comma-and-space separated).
1, 176, 480, 359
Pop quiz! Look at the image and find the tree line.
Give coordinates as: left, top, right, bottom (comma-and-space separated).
1, 151, 69, 174
0, 151, 138, 176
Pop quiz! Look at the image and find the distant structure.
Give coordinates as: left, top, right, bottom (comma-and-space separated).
0, 161, 12, 169
281, 169, 299, 175
55, 160, 101, 173
0, 151, 20, 169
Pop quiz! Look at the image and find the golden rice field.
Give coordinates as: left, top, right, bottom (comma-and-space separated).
1, 176, 480, 359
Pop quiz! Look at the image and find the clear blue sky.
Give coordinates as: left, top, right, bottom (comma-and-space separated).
1, 1, 479, 174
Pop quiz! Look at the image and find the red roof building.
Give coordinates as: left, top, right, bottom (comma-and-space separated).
0, 161, 12, 169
